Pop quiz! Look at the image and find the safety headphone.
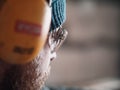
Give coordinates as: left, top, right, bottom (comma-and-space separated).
0, 0, 52, 64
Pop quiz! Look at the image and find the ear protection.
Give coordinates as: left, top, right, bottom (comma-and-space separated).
0, 0, 51, 64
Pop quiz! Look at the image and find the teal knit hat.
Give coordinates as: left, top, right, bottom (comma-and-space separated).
50, 0, 66, 31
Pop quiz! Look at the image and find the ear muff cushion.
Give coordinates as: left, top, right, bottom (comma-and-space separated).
0, 0, 51, 64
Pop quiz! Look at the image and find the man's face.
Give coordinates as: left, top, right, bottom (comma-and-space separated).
0, 27, 67, 90
0, 0, 67, 89
0, 1, 54, 89
0, 36, 56, 90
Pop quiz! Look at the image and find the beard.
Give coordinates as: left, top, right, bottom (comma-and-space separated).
0, 55, 51, 90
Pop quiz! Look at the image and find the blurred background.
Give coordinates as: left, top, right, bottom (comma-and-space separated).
45, 0, 120, 90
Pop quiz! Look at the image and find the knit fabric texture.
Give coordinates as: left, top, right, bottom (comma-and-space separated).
50, 0, 66, 31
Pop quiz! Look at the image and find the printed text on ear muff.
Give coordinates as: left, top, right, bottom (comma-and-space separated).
0, 0, 6, 10
13, 46, 34, 55
15, 20, 42, 36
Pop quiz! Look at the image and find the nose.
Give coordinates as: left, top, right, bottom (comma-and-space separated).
50, 52, 56, 61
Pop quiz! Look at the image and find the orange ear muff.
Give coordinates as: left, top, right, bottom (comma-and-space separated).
0, 0, 51, 64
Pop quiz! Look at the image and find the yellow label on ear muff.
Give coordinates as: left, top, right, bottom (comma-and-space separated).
0, 0, 51, 64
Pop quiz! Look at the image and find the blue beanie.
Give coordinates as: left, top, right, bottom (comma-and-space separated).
50, 0, 66, 31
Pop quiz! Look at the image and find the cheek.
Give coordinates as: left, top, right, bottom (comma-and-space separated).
38, 49, 51, 73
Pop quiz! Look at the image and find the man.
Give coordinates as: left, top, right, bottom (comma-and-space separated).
0, 0, 67, 90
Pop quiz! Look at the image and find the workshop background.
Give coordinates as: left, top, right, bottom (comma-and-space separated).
45, 0, 120, 90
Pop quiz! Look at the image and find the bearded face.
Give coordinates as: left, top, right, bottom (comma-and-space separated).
0, 39, 56, 90
0, 0, 67, 89
0, 25, 67, 90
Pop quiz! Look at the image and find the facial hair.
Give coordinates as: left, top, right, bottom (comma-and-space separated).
0, 55, 51, 90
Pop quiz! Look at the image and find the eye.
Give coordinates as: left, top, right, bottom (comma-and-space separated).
54, 28, 65, 42
46, 0, 52, 6
49, 27, 68, 52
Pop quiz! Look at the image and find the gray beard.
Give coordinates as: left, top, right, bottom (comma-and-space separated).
0, 57, 50, 90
